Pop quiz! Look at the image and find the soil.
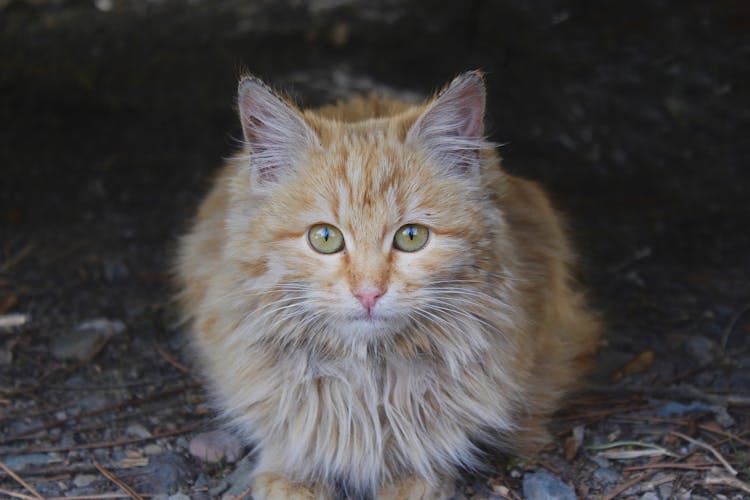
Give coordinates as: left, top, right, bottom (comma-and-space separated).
1, 0, 749, 498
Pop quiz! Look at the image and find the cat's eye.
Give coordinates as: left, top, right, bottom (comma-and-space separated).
308, 224, 345, 254
393, 224, 429, 252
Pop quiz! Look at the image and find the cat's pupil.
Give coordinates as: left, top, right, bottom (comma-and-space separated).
408, 227, 415, 240
323, 227, 329, 241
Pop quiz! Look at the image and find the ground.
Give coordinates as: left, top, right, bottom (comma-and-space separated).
1, 0, 749, 498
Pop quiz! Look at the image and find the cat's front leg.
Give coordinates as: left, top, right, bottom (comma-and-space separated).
378, 475, 456, 500
251, 471, 334, 500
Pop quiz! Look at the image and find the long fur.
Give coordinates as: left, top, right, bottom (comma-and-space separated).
175, 72, 600, 499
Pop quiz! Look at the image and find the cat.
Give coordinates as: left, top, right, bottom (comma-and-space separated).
175, 71, 600, 499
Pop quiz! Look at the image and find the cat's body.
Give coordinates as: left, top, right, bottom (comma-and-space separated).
176, 72, 599, 499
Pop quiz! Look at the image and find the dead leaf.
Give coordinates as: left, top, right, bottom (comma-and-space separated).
611, 350, 656, 381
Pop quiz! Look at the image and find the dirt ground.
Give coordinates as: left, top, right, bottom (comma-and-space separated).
1, 0, 749, 498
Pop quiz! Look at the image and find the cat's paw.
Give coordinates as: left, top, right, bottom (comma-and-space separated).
378, 476, 455, 500
251, 472, 333, 500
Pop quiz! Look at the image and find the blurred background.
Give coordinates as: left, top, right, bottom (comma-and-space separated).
1, 0, 749, 497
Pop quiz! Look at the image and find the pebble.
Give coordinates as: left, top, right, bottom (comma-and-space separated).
144, 443, 163, 455
221, 455, 256, 499
682, 335, 715, 364
522, 472, 576, 500
593, 467, 620, 485
50, 318, 125, 361
126, 423, 153, 439
5, 453, 50, 470
639, 493, 659, 500
133, 452, 194, 494
658, 483, 674, 499
73, 474, 97, 487
189, 430, 245, 463
656, 401, 712, 417
167, 494, 190, 500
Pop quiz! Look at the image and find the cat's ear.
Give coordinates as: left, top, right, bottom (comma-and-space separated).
407, 71, 487, 176
237, 77, 320, 184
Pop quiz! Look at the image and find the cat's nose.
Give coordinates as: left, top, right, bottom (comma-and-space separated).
353, 286, 384, 314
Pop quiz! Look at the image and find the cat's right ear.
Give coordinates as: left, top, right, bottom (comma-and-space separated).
237, 77, 320, 185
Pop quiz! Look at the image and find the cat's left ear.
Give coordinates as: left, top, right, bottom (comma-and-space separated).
406, 71, 487, 177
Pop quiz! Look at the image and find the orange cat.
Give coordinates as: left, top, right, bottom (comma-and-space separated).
175, 71, 599, 499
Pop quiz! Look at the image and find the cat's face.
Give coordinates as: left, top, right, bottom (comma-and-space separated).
230, 73, 502, 350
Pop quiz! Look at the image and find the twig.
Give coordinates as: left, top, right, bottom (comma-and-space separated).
5, 423, 200, 455
4, 385, 194, 443
721, 301, 750, 354
47, 495, 154, 500
2, 459, 148, 478
0, 487, 37, 500
94, 461, 144, 500
0, 243, 34, 273
624, 462, 718, 472
2, 335, 112, 398
588, 383, 750, 406
705, 474, 750, 494
698, 423, 750, 448
0, 460, 44, 499
669, 431, 737, 476
155, 346, 189, 374
599, 471, 657, 500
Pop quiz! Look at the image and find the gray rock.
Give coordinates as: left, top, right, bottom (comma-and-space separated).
144, 443, 163, 455
658, 482, 674, 499
221, 454, 256, 499
50, 318, 125, 361
5, 453, 50, 470
522, 472, 577, 500
591, 455, 610, 468
73, 474, 97, 487
189, 430, 245, 463
133, 452, 195, 494
167, 494, 190, 500
126, 423, 152, 439
683, 335, 715, 364
593, 467, 620, 485
639, 493, 659, 500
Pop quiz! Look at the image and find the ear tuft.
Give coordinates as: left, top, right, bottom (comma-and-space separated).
407, 71, 488, 176
237, 77, 319, 184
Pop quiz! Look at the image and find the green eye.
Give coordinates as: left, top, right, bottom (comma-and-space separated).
394, 224, 429, 252
308, 223, 345, 254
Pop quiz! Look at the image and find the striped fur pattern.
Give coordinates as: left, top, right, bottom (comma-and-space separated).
175, 72, 600, 499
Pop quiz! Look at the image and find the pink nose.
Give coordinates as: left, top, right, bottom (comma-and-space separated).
353, 287, 384, 313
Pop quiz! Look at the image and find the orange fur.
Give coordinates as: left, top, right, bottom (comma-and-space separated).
175, 72, 600, 498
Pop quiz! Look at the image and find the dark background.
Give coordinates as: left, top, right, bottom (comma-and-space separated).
1, 0, 749, 497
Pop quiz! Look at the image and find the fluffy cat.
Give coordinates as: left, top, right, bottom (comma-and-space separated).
175, 71, 600, 499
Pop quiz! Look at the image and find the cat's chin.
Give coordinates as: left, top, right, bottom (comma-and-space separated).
345, 315, 396, 336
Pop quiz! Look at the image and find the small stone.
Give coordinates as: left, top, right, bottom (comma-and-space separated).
144, 444, 163, 455
591, 455, 610, 468
73, 474, 97, 487
658, 482, 673, 499
133, 452, 195, 494
167, 494, 190, 500
126, 423, 153, 439
5, 453, 50, 470
221, 455, 256, 499
593, 467, 620, 485
189, 430, 244, 463
683, 335, 716, 364
50, 318, 125, 361
640, 493, 659, 500
522, 472, 576, 500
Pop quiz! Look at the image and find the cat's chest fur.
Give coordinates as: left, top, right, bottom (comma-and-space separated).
251, 350, 506, 487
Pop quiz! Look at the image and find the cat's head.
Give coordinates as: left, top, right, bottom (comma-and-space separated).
227, 72, 510, 355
